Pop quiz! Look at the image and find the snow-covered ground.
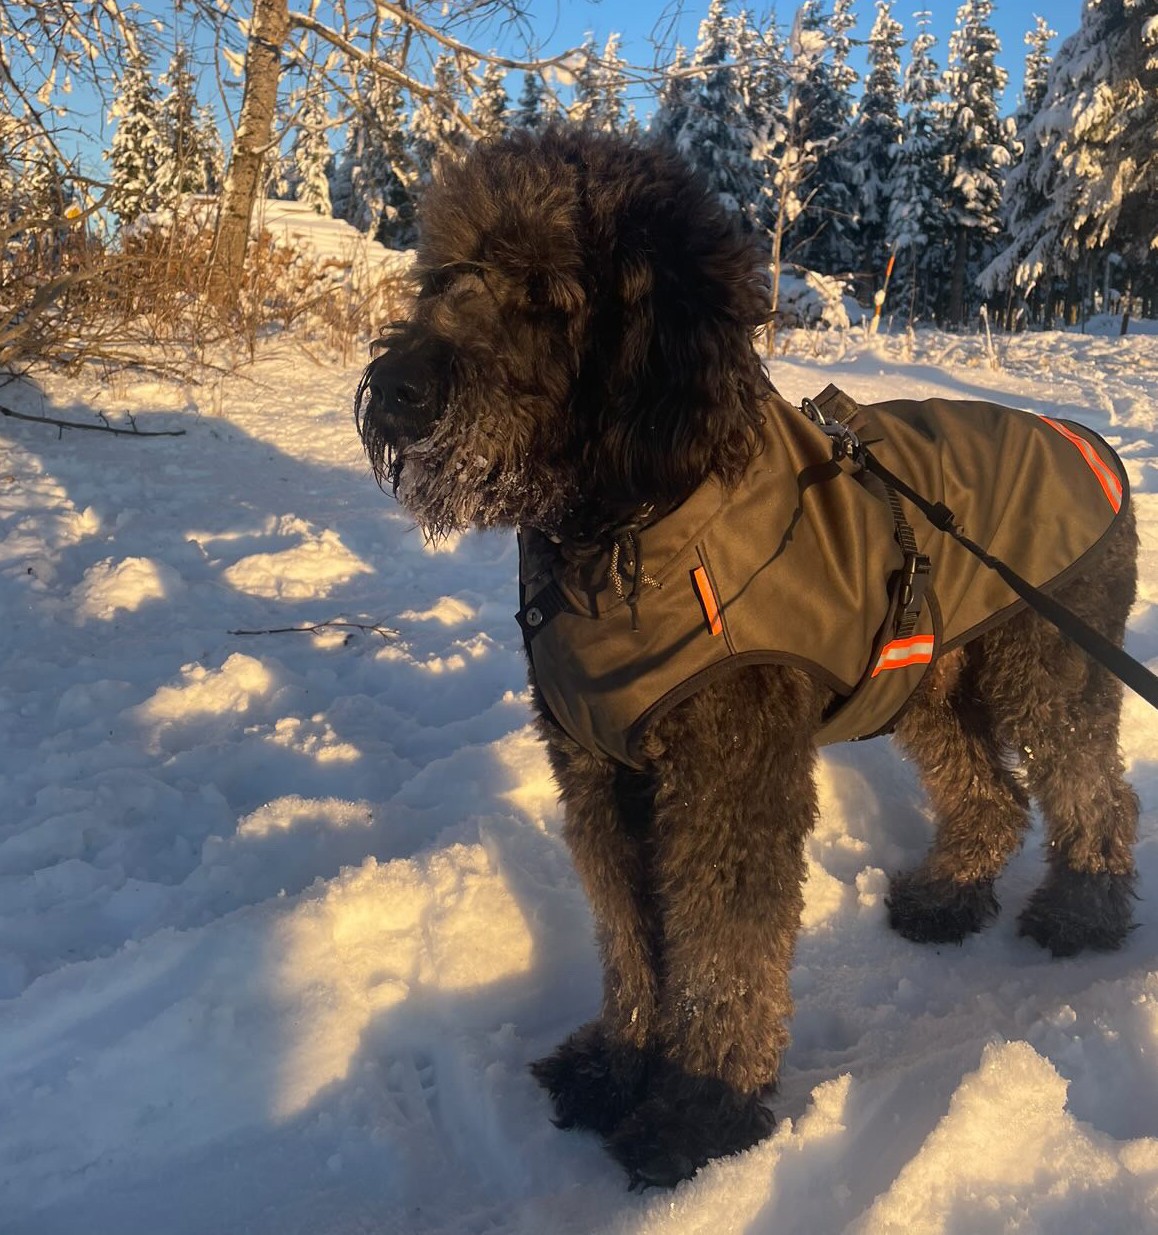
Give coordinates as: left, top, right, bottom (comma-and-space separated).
3, 316, 1158, 1234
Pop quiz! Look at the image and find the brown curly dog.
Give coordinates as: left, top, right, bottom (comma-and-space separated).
356, 127, 1139, 1187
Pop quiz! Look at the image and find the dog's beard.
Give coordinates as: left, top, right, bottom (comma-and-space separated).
391, 410, 575, 542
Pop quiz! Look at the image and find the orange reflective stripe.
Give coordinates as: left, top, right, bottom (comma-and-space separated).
872, 634, 935, 677
1040, 416, 1123, 512
691, 566, 723, 637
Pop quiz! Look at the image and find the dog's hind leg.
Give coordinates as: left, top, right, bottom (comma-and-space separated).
604, 664, 822, 1187
969, 511, 1138, 956
531, 722, 661, 1136
887, 648, 1032, 943
1014, 657, 1139, 955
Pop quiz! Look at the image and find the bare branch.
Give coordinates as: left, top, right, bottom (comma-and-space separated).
229, 618, 400, 642
289, 3, 581, 77
0, 406, 187, 437
286, 9, 436, 97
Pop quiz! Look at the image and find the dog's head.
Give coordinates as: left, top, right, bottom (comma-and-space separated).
356, 127, 771, 541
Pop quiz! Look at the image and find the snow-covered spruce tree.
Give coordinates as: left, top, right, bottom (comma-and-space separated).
0, 115, 19, 223
1018, 15, 1056, 124
288, 89, 334, 215
471, 61, 509, 142
887, 12, 952, 322
331, 74, 415, 247
593, 33, 629, 132
650, 44, 693, 147
513, 71, 547, 131
978, 16, 1057, 324
984, 0, 1158, 326
195, 104, 226, 196
731, 8, 784, 218
848, 1, 905, 286
765, 13, 831, 313
791, 0, 860, 276
264, 143, 294, 201
409, 54, 471, 185
107, 52, 166, 224
157, 46, 208, 199
568, 35, 601, 127
941, 0, 1014, 324
670, 0, 762, 222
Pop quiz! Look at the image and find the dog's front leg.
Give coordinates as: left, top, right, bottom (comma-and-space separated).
606, 665, 822, 1187
531, 717, 662, 1137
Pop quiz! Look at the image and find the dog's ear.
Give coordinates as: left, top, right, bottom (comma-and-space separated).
582, 142, 771, 508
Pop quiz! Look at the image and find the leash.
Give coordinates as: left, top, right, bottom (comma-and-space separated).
803, 385, 1158, 712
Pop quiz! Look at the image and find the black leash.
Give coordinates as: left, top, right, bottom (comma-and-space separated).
803, 386, 1158, 712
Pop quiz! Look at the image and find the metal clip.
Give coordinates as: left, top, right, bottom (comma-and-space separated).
896, 552, 932, 636
802, 397, 864, 463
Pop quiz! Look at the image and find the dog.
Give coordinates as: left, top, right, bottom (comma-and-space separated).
355, 127, 1140, 1187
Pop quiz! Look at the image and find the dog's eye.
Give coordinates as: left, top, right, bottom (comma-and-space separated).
422, 262, 486, 297
526, 273, 549, 306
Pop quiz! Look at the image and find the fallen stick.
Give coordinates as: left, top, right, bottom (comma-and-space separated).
1, 405, 187, 437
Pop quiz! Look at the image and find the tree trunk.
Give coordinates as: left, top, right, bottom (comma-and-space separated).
206, 0, 291, 304
1064, 265, 1079, 325
947, 228, 968, 327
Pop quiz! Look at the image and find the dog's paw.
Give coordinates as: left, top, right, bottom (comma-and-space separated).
531, 1022, 648, 1137
1018, 867, 1137, 957
886, 869, 999, 944
605, 1068, 775, 1188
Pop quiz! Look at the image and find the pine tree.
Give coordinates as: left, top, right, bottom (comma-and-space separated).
409, 55, 470, 183
670, 0, 762, 221
739, 17, 787, 237
977, 17, 1056, 321
941, 0, 1014, 323
288, 89, 333, 215
732, 11, 782, 163
982, 0, 1158, 324
848, 1, 905, 284
333, 74, 416, 248
650, 45, 693, 147
472, 62, 509, 142
107, 53, 166, 224
195, 104, 226, 195
765, 12, 832, 308
0, 115, 19, 224
791, 0, 860, 274
157, 46, 207, 199
513, 72, 547, 131
1019, 15, 1056, 125
887, 13, 951, 320
594, 33, 628, 132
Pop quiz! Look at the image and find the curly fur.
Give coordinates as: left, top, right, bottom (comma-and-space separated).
356, 127, 1140, 1186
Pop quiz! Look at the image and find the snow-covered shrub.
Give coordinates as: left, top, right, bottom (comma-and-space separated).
774, 268, 856, 329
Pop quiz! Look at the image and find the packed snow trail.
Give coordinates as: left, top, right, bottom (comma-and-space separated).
3, 324, 1158, 1233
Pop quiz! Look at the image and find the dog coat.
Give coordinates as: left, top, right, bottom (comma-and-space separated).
517, 389, 1129, 771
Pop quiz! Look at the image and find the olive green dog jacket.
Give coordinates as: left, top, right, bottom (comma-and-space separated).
518, 389, 1128, 770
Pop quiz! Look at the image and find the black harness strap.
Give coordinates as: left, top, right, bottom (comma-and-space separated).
805, 386, 930, 639
806, 385, 1158, 713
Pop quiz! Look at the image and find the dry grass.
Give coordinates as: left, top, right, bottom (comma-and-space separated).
1, 198, 412, 382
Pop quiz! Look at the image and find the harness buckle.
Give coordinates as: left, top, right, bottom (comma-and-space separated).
801, 397, 864, 463
896, 552, 931, 637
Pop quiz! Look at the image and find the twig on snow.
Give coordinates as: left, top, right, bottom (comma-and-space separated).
0, 405, 187, 438
229, 618, 400, 643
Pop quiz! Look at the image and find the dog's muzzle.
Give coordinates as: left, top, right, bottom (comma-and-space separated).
355, 326, 452, 489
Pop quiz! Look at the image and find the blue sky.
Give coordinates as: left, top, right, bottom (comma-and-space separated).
517, 0, 1084, 109
57, 0, 1086, 173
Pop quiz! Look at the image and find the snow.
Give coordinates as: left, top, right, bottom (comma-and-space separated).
4, 292, 1158, 1230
